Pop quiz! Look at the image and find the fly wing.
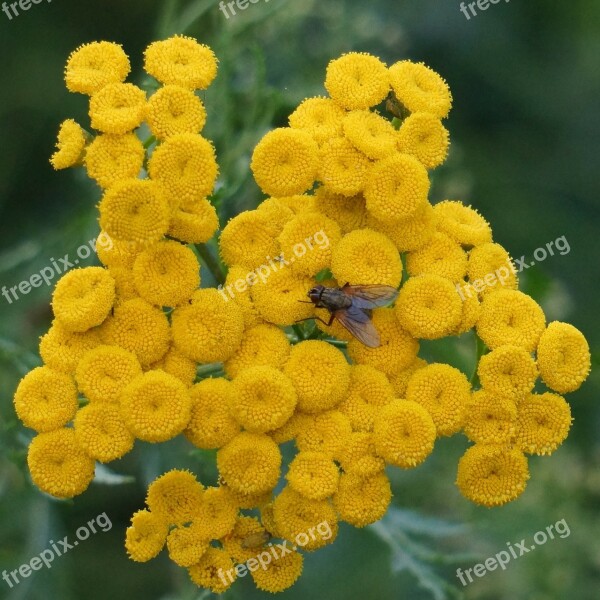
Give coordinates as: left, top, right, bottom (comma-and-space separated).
334, 304, 381, 348
342, 284, 399, 310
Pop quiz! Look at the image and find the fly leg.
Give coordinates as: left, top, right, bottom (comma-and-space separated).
294, 314, 335, 327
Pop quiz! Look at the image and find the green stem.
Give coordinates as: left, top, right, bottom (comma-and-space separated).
196, 363, 225, 380
391, 117, 403, 130
195, 244, 225, 285
143, 135, 156, 149
470, 334, 487, 386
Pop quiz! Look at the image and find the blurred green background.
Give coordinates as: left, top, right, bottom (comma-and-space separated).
0, 1, 599, 599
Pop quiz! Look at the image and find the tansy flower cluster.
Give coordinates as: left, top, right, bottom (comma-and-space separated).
14, 41, 591, 595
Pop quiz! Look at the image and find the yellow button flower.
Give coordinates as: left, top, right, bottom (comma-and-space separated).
146, 469, 204, 525
228, 487, 273, 510
150, 345, 197, 388
389, 60, 452, 118
230, 366, 298, 433
251, 128, 319, 197
364, 153, 430, 222
100, 298, 170, 366
456, 444, 529, 507
146, 85, 206, 139
257, 197, 295, 229
283, 340, 350, 414
464, 389, 517, 445
76, 345, 142, 404
467, 242, 518, 295
331, 228, 402, 287
39, 320, 101, 375
84, 133, 144, 188
395, 274, 462, 340
171, 288, 245, 363
325, 52, 389, 110
14, 366, 77, 433
193, 485, 238, 539
219, 209, 281, 270
515, 393, 572, 455
397, 112, 450, 169
295, 410, 352, 458
260, 501, 282, 537
27, 428, 96, 498
89, 83, 146, 134
74, 402, 135, 462
319, 136, 371, 197
251, 547, 304, 593
454, 291, 481, 335
337, 365, 395, 432
223, 264, 263, 329
373, 400, 436, 467
120, 371, 192, 442
217, 432, 281, 495
367, 200, 437, 252
50, 119, 87, 169
433, 200, 492, 247
185, 378, 240, 449
188, 547, 236, 593
476, 289, 546, 352
406, 363, 471, 436
52, 267, 115, 333
272, 486, 338, 551
99, 178, 170, 244
132, 240, 200, 307
125, 509, 169, 562
343, 110, 398, 160
277, 211, 341, 276
108, 266, 139, 305
337, 432, 385, 476
144, 35, 218, 90
148, 133, 218, 207
96, 235, 140, 270
224, 324, 290, 378
477, 345, 538, 401
168, 197, 219, 244
250, 268, 315, 326
221, 515, 269, 563
269, 410, 312, 445
349, 308, 419, 376
286, 451, 340, 500
334, 471, 391, 527
277, 193, 318, 214
314, 188, 368, 234
406, 232, 468, 282
166, 524, 209, 568
289, 96, 345, 145
65, 41, 130, 95
387, 356, 428, 398
536, 322, 591, 393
